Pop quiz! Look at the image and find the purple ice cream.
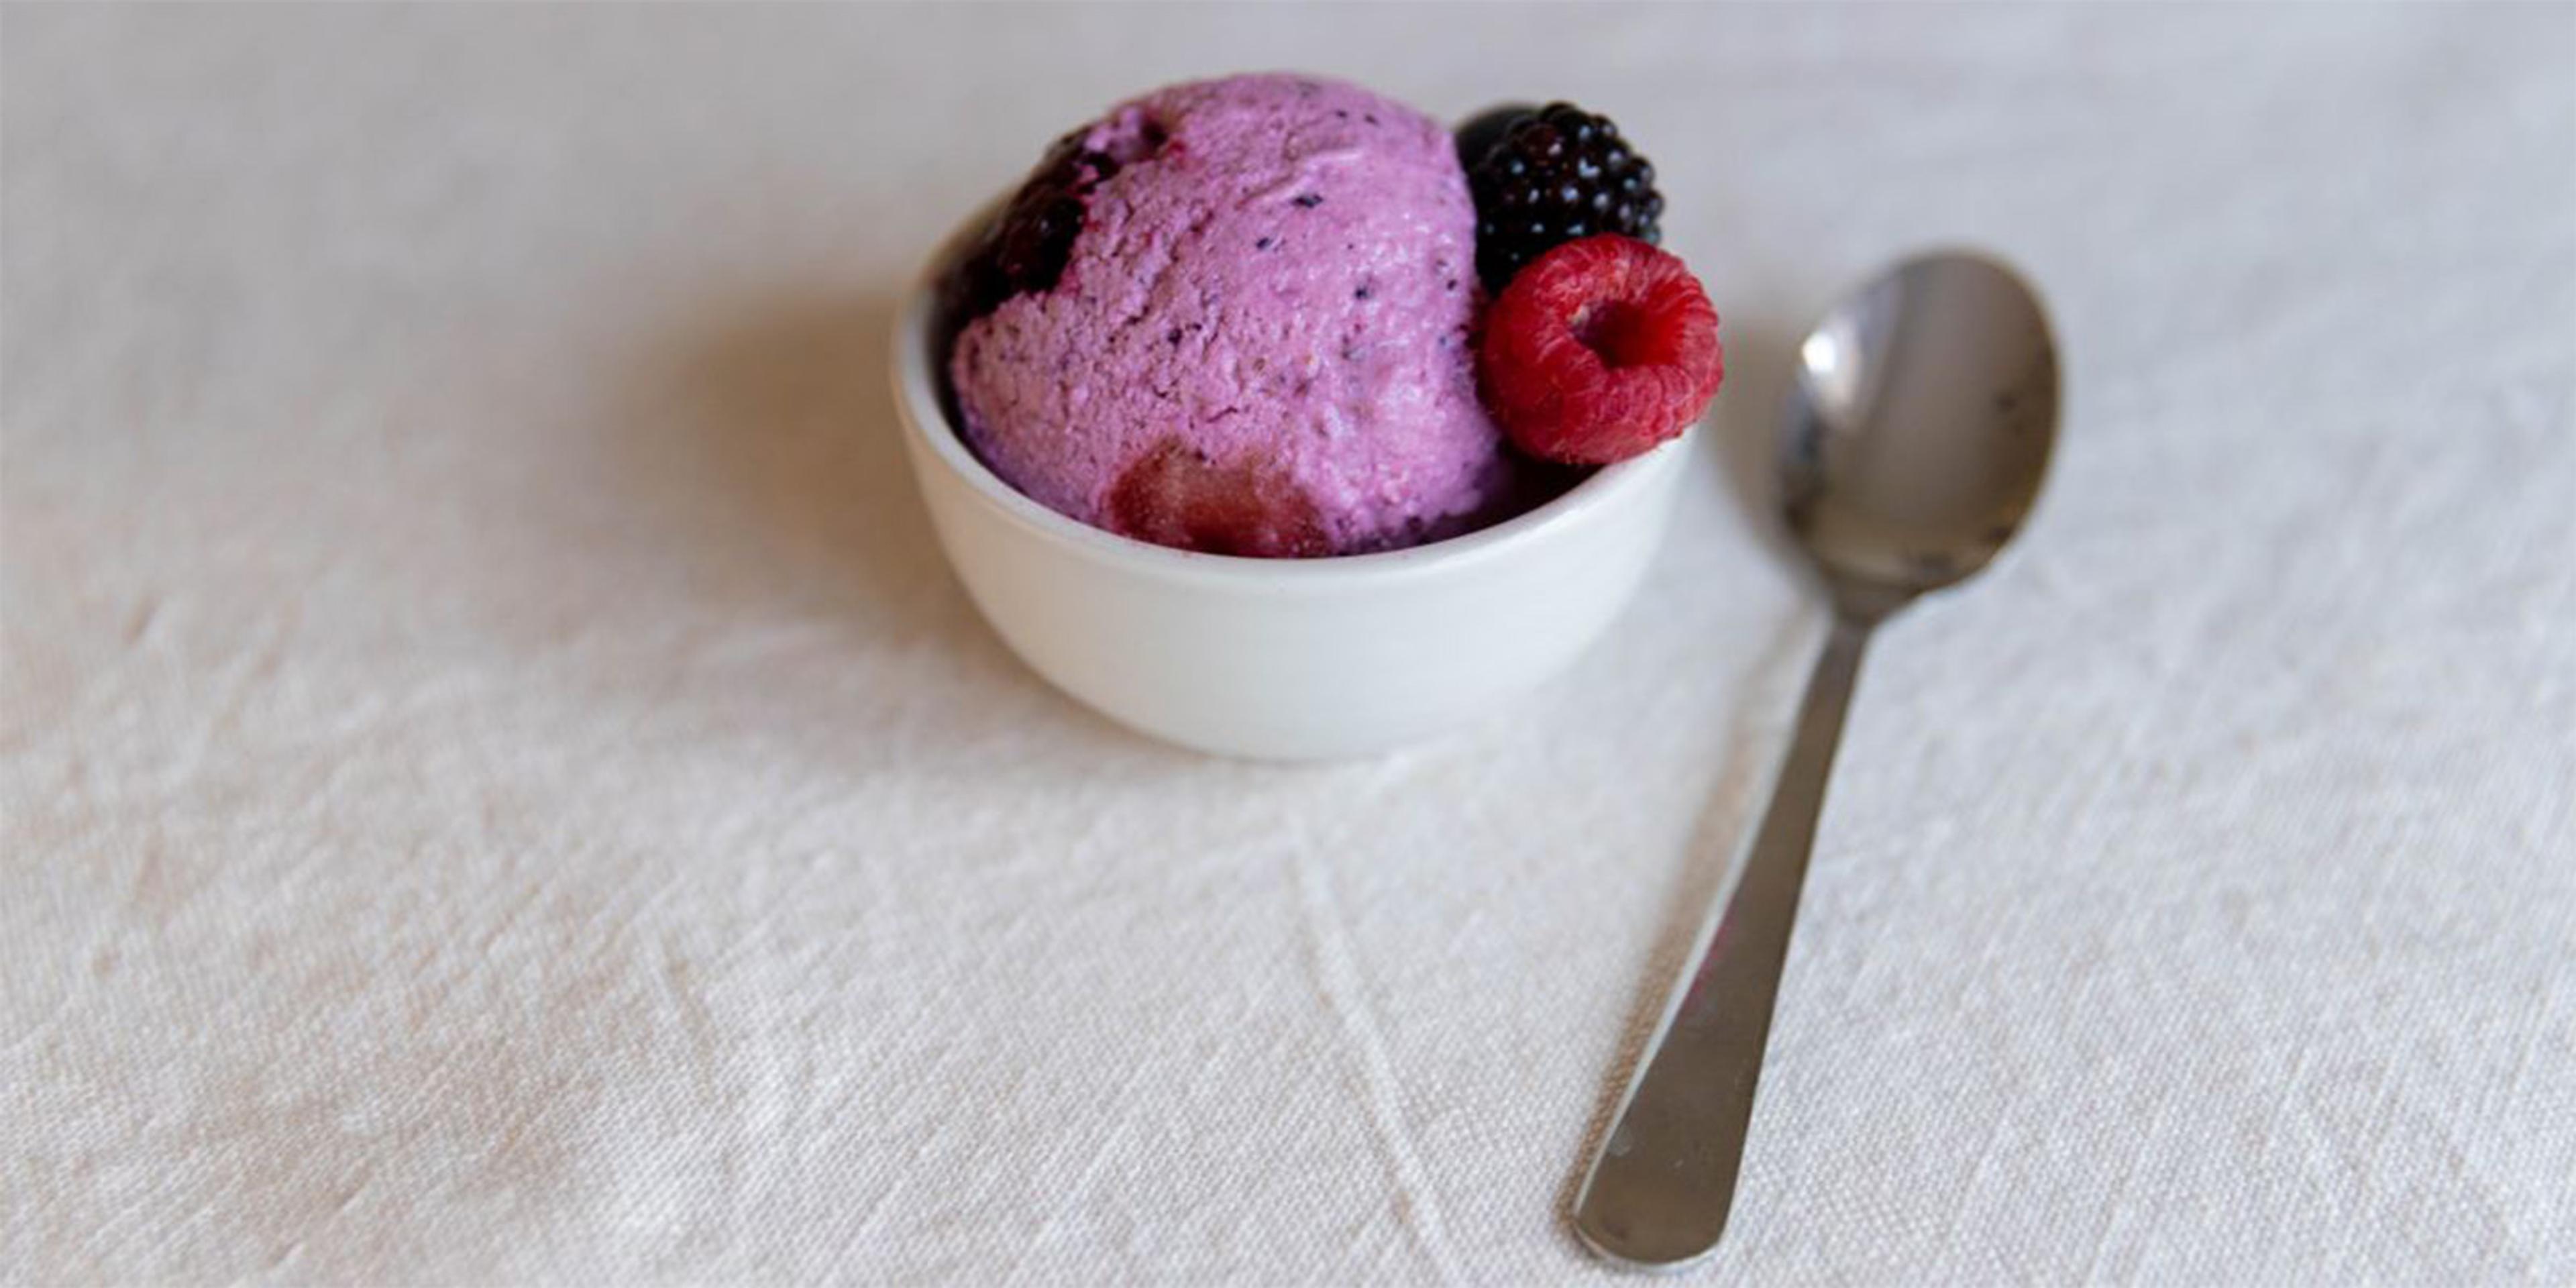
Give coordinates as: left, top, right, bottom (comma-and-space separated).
947, 74, 1511, 557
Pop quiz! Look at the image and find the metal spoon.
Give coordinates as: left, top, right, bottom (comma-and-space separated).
1572, 252, 2060, 1270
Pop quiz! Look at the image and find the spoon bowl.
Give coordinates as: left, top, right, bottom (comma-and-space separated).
1783, 252, 2059, 618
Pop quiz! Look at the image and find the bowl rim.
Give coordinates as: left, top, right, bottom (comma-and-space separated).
890, 208, 1688, 589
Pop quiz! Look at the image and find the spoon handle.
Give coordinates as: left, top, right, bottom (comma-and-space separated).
1572, 614, 1872, 1269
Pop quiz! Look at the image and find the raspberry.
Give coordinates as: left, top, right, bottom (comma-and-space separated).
1105, 439, 1330, 558
1477, 235, 1723, 465
1464, 102, 1664, 292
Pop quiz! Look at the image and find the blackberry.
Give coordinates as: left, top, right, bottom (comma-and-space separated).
1454, 101, 1535, 172
948, 120, 1158, 325
1462, 102, 1664, 292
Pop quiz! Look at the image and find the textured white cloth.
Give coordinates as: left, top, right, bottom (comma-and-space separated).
5, 5, 2573, 1284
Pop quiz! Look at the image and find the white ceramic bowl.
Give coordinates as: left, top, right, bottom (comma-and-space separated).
890, 215, 1688, 760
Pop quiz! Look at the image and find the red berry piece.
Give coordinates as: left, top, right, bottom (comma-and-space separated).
1105, 439, 1331, 557
1478, 235, 1723, 465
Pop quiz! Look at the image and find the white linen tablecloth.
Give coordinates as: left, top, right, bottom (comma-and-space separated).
6, 4, 2571, 1284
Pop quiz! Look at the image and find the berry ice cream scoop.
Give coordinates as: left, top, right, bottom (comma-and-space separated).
947, 74, 1511, 557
